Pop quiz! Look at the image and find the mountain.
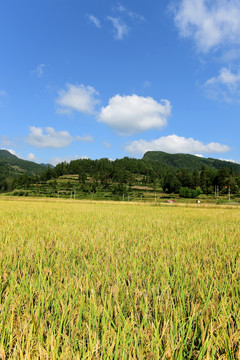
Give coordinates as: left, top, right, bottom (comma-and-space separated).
0, 149, 51, 178
40, 163, 55, 169
142, 151, 240, 173
5, 150, 240, 197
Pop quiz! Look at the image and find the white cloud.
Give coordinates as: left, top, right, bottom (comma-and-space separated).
50, 155, 89, 166
206, 67, 240, 86
36, 64, 46, 77
219, 158, 240, 164
204, 67, 240, 102
173, 0, 240, 53
31, 64, 47, 78
56, 84, 99, 114
99, 94, 171, 135
125, 134, 230, 155
220, 49, 240, 63
116, 4, 145, 22
25, 126, 88, 149
107, 17, 129, 40
87, 15, 101, 29
76, 135, 94, 142
194, 154, 204, 158
27, 153, 38, 162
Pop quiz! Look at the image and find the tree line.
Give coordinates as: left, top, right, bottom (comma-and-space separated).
1, 157, 240, 197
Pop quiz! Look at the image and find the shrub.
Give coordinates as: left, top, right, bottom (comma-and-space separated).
179, 187, 202, 198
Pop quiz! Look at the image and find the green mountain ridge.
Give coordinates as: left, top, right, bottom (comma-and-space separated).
2, 149, 240, 197
1, 149, 239, 180
142, 151, 240, 173
0, 149, 51, 178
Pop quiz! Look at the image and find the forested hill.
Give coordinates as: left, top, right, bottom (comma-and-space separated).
143, 151, 240, 173
0, 149, 49, 178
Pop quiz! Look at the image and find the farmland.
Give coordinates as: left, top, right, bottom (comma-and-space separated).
0, 198, 240, 359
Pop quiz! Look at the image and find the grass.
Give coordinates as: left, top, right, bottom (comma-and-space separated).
0, 198, 240, 359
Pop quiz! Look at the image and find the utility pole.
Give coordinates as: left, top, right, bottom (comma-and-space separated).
228, 186, 230, 201
155, 192, 157, 203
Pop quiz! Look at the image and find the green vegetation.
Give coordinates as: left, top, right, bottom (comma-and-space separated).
7, 157, 240, 201
0, 198, 240, 358
1, 150, 240, 201
143, 151, 240, 172
0, 149, 48, 191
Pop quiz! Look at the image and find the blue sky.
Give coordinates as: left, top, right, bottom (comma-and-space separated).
1, 0, 240, 165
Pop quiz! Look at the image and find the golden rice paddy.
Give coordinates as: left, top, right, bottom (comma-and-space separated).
0, 198, 240, 359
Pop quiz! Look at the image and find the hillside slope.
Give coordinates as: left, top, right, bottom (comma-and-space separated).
0, 149, 50, 178
142, 151, 240, 173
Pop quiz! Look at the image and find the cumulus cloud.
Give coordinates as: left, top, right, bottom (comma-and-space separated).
107, 17, 129, 40
25, 126, 91, 149
125, 134, 230, 155
27, 153, 38, 162
50, 155, 89, 166
87, 15, 101, 29
56, 84, 99, 114
204, 67, 240, 102
99, 94, 171, 135
173, 0, 240, 53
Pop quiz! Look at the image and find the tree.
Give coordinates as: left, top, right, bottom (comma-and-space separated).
192, 169, 200, 188
176, 169, 192, 188
200, 167, 208, 193
79, 172, 87, 184
162, 172, 181, 193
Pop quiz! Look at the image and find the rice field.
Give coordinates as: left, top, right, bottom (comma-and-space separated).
0, 198, 240, 359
